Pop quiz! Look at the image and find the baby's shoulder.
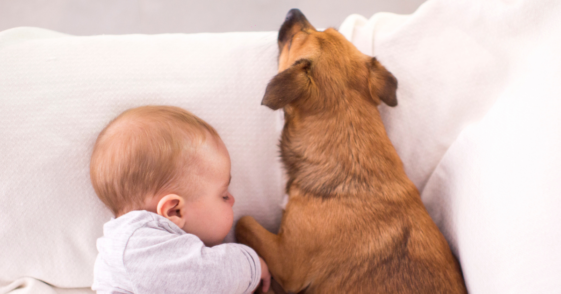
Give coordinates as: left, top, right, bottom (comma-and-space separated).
126, 211, 187, 238
99, 211, 183, 249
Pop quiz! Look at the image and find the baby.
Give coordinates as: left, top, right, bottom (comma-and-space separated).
90, 105, 271, 294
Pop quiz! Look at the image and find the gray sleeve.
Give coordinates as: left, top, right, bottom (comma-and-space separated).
123, 226, 261, 294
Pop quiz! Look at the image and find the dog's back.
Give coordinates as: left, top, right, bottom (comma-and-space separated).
275, 155, 465, 294
307, 197, 465, 294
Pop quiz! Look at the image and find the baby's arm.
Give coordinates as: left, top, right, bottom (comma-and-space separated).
123, 227, 262, 294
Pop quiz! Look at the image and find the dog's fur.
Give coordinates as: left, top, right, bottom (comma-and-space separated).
236, 9, 467, 294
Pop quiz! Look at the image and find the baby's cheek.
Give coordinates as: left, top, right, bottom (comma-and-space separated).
224, 206, 234, 231
227, 206, 234, 224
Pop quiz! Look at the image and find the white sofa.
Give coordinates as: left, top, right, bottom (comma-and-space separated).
1, 0, 560, 293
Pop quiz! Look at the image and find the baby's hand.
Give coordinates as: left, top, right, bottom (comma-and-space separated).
257, 256, 271, 293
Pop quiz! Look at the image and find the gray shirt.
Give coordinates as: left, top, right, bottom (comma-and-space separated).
92, 210, 261, 294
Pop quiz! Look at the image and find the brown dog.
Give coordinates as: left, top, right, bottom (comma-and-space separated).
236, 9, 467, 294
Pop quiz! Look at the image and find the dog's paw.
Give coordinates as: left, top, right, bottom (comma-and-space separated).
235, 215, 258, 245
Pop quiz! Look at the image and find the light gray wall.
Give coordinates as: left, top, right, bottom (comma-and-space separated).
0, 0, 426, 35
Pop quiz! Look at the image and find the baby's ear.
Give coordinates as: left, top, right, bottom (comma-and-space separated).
157, 194, 186, 229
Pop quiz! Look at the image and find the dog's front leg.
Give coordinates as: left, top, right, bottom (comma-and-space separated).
236, 216, 308, 293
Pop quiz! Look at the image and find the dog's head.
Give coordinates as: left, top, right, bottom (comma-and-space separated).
262, 9, 397, 111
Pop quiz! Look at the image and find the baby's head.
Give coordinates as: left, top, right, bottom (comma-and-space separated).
90, 105, 235, 246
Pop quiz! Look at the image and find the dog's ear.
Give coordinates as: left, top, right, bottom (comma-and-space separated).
262, 59, 312, 110
369, 58, 398, 107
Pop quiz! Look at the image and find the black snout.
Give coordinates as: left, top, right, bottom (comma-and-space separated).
278, 9, 313, 47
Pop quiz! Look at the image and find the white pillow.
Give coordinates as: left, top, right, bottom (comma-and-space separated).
0, 27, 284, 293
342, 0, 561, 293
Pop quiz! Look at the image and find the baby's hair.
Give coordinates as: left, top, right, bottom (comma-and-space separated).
90, 105, 218, 216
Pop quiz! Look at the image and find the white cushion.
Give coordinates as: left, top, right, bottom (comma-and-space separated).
0, 27, 283, 292
342, 0, 561, 293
